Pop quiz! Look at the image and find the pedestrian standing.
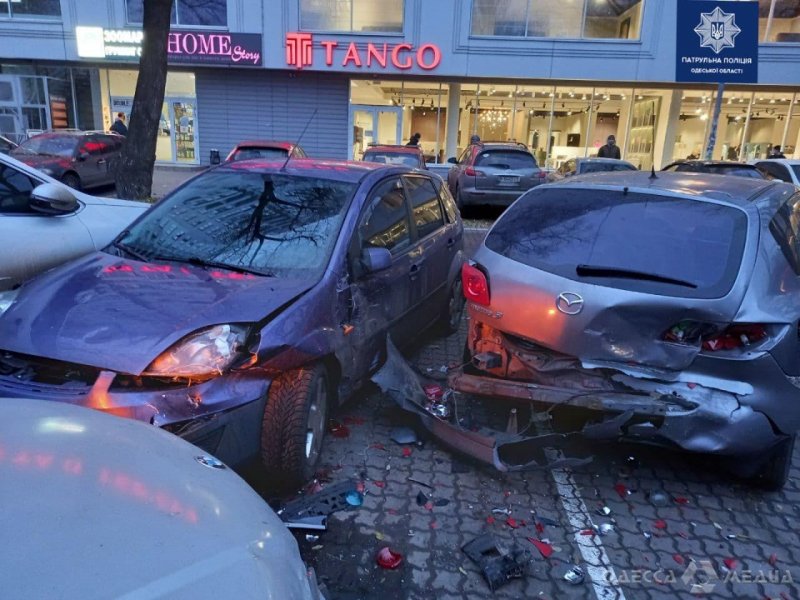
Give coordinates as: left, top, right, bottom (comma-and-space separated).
597, 135, 621, 159
768, 145, 786, 159
110, 112, 128, 136
406, 132, 421, 146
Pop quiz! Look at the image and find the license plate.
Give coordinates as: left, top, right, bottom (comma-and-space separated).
499, 175, 519, 186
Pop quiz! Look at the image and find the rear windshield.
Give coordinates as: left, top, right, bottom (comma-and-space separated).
707, 166, 763, 178
581, 162, 636, 174
363, 152, 420, 168
485, 188, 748, 298
475, 150, 536, 169
231, 147, 288, 161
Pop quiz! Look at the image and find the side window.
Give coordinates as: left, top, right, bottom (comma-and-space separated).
760, 162, 792, 183
457, 147, 470, 165
769, 192, 800, 275
436, 179, 458, 224
0, 164, 37, 214
404, 176, 445, 239
80, 136, 107, 156
360, 177, 411, 254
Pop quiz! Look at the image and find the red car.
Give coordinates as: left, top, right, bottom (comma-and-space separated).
226, 141, 307, 162
362, 145, 426, 169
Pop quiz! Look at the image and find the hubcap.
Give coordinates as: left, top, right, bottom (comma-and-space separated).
305, 376, 327, 462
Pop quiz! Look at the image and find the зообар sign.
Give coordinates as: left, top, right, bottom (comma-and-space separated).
76, 26, 262, 66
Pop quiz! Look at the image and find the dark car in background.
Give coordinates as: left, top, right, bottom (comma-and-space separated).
362, 144, 426, 170
225, 140, 307, 162
0, 159, 465, 486
459, 171, 800, 488
11, 130, 124, 190
447, 141, 546, 208
662, 160, 766, 179
547, 157, 637, 182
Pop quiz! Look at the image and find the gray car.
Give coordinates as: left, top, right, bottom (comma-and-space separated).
546, 157, 637, 182
11, 130, 124, 190
0, 397, 323, 599
447, 142, 546, 208
0, 151, 147, 291
458, 171, 800, 488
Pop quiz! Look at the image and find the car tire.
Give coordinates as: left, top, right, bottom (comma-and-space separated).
751, 435, 795, 490
61, 172, 81, 190
260, 363, 329, 487
435, 277, 465, 337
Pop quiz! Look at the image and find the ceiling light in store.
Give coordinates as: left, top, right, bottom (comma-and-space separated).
700, 113, 708, 121
567, 110, 573, 116
769, 99, 776, 104
637, 95, 644, 100
621, 95, 626, 100
508, 92, 513, 98
781, 98, 788, 102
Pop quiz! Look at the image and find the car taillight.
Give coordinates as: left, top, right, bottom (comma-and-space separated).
663, 321, 768, 351
462, 262, 490, 306
464, 167, 483, 177
537, 171, 547, 179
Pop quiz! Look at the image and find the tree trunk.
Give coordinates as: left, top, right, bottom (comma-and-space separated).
115, 0, 174, 200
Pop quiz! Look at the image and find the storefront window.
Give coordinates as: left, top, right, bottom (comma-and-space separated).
786, 96, 800, 159
471, 0, 643, 40
760, 0, 800, 43
300, 0, 403, 33
741, 92, 795, 160
625, 90, 663, 170
126, 0, 227, 27
0, 0, 61, 18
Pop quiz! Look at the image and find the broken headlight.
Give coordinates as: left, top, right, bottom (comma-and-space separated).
144, 324, 249, 378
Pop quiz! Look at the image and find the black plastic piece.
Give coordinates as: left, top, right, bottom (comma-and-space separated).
462, 534, 532, 591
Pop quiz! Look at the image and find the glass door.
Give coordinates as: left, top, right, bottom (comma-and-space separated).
350, 105, 402, 159
170, 98, 198, 163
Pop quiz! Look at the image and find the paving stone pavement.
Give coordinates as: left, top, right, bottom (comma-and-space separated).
293, 229, 800, 600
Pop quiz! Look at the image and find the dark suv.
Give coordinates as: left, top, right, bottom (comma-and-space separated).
447, 142, 545, 208
12, 130, 124, 190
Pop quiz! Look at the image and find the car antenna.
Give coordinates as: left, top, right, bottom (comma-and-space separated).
280, 108, 318, 172
649, 165, 658, 180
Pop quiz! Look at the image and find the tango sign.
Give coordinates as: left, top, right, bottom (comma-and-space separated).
286, 32, 441, 71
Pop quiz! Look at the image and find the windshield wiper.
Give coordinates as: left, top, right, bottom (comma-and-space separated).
112, 241, 150, 263
576, 264, 697, 289
160, 256, 273, 278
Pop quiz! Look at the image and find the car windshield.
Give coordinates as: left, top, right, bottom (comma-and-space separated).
231, 147, 288, 161
474, 150, 536, 169
114, 171, 358, 280
581, 162, 636, 174
17, 135, 78, 158
792, 165, 800, 179
485, 188, 748, 299
364, 152, 419, 167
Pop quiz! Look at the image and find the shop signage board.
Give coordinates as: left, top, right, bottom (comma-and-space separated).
76, 27, 262, 67
676, 0, 758, 83
285, 32, 441, 71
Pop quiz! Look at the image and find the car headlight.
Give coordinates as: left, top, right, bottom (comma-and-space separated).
145, 324, 250, 378
0, 288, 19, 316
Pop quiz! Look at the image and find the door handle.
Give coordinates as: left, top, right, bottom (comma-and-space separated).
409, 263, 422, 278
446, 238, 456, 248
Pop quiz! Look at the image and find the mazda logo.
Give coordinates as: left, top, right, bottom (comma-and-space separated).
556, 292, 584, 315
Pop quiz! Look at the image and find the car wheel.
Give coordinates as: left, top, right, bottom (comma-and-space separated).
750, 435, 795, 490
61, 172, 81, 190
261, 363, 329, 487
435, 277, 466, 337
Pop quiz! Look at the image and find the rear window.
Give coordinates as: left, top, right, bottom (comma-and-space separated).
485, 188, 748, 298
363, 152, 420, 168
582, 162, 636, 174
708, 166, 763, 179
474, 150, 536, 169
231, 147, 288, 161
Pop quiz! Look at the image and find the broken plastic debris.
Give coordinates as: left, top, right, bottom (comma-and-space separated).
305, 534, 319, 542
458, 567, 469, 576
643, 532, 652, 539
563, 565, 585, 585
528, 538, 554, 559
769, 553, 778, 567
423, 384, 444, 400
407, 477, 433, 488
402, 447, 413, 458
535, 522, 545, 534
375, 532, 385, 541
492, 508, 512, 515
390, 426, 417, 445
434, 498, 450, 507
723, 558, 737, 570
462, 534, 532, 592
416, 491, 428, 506
376, 547, 404, 569
653, 519, 667, 530
648, 491, 668, 507
673, 554, 685, 566
580, 529, 596, 536
673, 496, 689, 505
613, 483, 629, 498
598, 523, 614, 535
312, 544, 323, 551
505, 517, 520, 529
344, 491, 364, 507
597, 506, 612, 516
486, 516, 496, 525
372, 481, 386, 489
328, 420, 350, 438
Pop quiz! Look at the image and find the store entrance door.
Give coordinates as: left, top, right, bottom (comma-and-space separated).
349, 105, 403, 159
154, 97, 198, 164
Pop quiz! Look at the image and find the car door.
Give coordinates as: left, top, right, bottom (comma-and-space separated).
75, 135, 109, 189
99, 135, 123, 186
0, 163, 91, 290
349, 175, 416, 354
402, 174, 451, 326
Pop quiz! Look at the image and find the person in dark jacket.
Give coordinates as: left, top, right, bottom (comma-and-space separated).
110, 113, 128, 136
768, 145, 786, 159
406, 132, 420, 146
597, 135, 621, 159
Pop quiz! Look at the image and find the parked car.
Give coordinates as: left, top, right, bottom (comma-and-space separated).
0, 159, 465, 486
226, 140, 307, 162
362, 144, 426, 169
459, 171, 800, 488
447, 141, 546, 208
11, 130, 124, 190
752, 158, 800, 187
546, 157, 637, 182
662, 160, 766, 179
0, 397, 323, 599
0, 134, 18, 154
0, 151, 147, 291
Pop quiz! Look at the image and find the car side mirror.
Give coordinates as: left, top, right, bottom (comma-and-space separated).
29, 183, 79, 215
447, 157, 457, 164
361, 247, 392, 274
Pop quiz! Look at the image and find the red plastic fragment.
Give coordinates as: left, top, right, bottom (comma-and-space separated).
528, 538, 554, 558
654, 519, 667, 530
614, 483, 628, 498
723, 558, 737, 570
402, 447, 413, 458
505, 517, 519, 529
535, 522, 545, 534
424, 501, 434, 511
504, 490, 512, 498
674, 496, 689, 505
370, 443, 386, 451
328, 420, 350, 438
769, 553, 778, 567
580, 529, 596, 536
674, 554, 685, 565
486, 516, 495, 525
356, 481, 366, 493
430, 520, 439, 529
387, 508, 398, 515
373, 481, 386, 489
687, 382, 697, 389
376, 547, 404, 569
423, 384, 444, 400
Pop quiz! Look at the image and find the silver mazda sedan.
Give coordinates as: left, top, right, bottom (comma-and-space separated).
458, 171, 800, 488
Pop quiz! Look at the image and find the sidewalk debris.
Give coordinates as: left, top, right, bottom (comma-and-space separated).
278, 480, 362, 531
462, 534, 532, 592
563, 565, 585, 585
390, 426, 417, 445
648, 491, 668, 507
328, 420, 350, 438
528, 538, 554, 559
376, 547, 404, 569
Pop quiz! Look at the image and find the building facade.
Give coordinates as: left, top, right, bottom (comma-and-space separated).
0, 0, 798, 168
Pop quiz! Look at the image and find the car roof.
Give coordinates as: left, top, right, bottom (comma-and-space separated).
365, 145, 422, 154
474, 142, 530, 152
667, 160, 757, 168
559, 170, 781, 205
218, 157, 414, 183
232, 140, 295, 150
753, 158, 800, 165
578, 157, 633, 163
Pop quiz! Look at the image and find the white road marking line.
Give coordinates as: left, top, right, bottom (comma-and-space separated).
546, 448, 627, 600
463, 226, 491, 231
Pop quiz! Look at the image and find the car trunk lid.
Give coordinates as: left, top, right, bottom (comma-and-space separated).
473, 149, 541, 191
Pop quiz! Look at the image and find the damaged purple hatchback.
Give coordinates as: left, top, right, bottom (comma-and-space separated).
0, 158, 464, 485
454, 171, 800, 488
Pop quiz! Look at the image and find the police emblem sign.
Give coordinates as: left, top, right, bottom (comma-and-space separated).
676, 0, 758, 83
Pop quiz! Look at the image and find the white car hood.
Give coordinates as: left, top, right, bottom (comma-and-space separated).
0, 398, 316, 600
